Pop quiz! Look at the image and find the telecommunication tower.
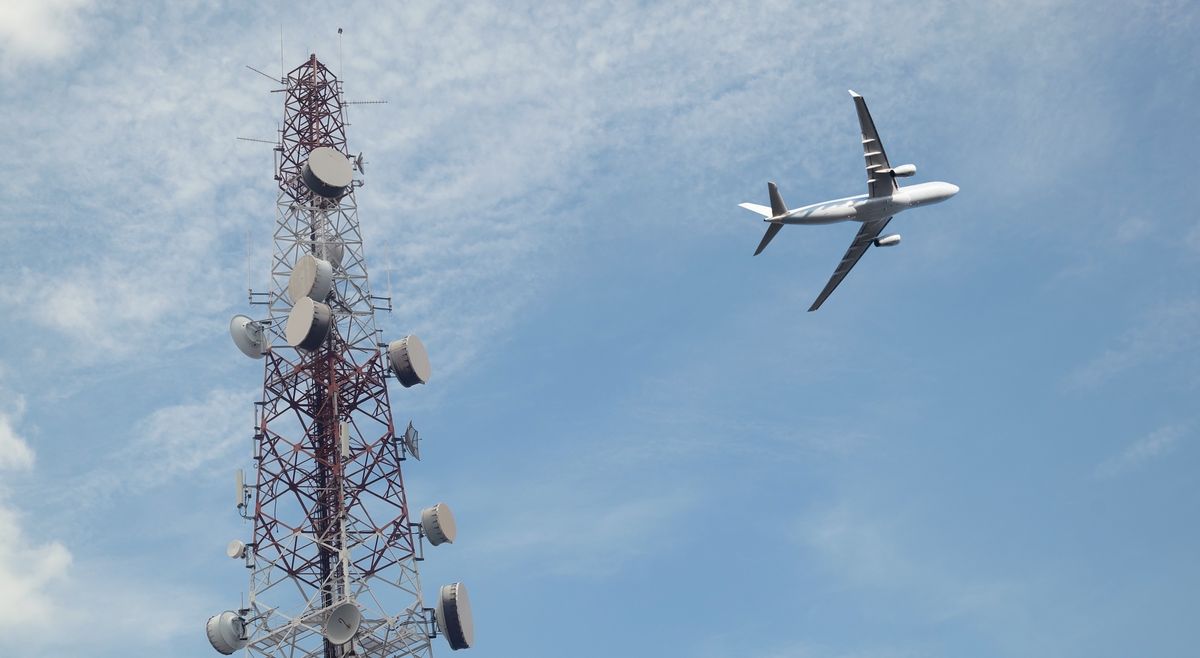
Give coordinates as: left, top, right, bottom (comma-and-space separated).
211, 54, 473, 658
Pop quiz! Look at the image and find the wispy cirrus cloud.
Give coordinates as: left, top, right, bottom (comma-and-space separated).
1185, 220, 1200, 254
462, 480, 696, 578
1065, 299, 1200, 391
1094, 424, 1189, 479
795, 501, 1051, 654
55, 387, 256, 513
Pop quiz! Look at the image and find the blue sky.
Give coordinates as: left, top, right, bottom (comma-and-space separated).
1, 1, 1197, 657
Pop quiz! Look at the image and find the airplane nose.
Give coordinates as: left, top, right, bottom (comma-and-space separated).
945, 183, 960, 196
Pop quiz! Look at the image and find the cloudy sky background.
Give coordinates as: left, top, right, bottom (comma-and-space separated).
1, 1, 1197, 657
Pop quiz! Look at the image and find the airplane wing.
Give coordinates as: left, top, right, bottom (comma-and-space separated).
808, 216, 892, 312
850, 90, 898, 199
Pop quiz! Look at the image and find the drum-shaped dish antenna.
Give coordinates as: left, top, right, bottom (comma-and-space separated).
229, 315, 267, 359
302, 147, 353, 198
205, 611, 247, 655
420, 502, 457, 546
287, 254, 334, 303
323, 601, 362, 645
435, 582, 474, 650
285, 297, 332, 350
310, 233, 345, 270
387, 335, 431, 387
226, 539, 247, 559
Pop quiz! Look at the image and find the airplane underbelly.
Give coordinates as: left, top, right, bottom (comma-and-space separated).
784, 215, 848, 225
855, 200, 899, 222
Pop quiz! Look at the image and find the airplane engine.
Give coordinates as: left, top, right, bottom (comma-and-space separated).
874, 234, 901, 247
891, 164, 916, 177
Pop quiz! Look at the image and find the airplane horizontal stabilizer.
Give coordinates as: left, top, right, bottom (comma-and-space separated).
738, 202, 773, 217
754, 222, 784, 256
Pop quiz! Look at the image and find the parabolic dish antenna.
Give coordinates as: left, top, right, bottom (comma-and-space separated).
435, 582, 474, 651
420, 502, 457, 546
287, 254, 334, 303
229, 315, 267, 359
286, 297, 332, 351
205, 611, 247, 655
402, 421, 421, 461
302, 146, 353, 198
388, 335, 431, 387
323, 601, 362, 645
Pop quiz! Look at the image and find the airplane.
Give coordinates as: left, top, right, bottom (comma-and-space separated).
739, 90, 959, 311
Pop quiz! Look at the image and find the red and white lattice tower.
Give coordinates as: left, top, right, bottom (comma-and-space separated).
210, 54, 473, 658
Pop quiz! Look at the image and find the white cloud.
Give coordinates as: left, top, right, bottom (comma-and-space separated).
0, 503, 72, 634
0, 379, 70, 640
0, 26, 268, 366
0, 398, 35, 471
1095, 424, 1188, 478
0, 496, 203, 650
0, 380, 240, 651
0, 0, 93, 70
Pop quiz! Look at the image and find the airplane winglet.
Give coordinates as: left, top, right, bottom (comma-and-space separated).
848, 89, 861, 98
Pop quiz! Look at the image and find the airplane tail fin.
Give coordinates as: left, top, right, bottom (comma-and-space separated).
768, 181, 788, 217
745, 182, 788, 255
753, 222, 784, 256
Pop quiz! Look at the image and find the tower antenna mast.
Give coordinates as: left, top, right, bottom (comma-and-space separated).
210, 53, 474, 658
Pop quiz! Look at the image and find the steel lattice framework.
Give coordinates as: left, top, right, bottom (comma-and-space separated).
238, 54, 434, 658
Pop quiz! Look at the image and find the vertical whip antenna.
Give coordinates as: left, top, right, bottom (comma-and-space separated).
245, 229, 251, 296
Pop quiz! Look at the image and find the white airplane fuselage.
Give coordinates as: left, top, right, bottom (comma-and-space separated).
772, 181, 959, 225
